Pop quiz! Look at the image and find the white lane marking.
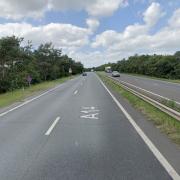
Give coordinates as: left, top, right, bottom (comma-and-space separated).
0, 84, 62, 117
45, 117, 60, 136
80, 106, 100, 119
112, 76, 180, 105
97, 75, 180, 180
122, 74, 180, 86
81, 110, 99, 113
74, 90, 78, 95
81, 113, 99, 119
0, 77, 79, 118
82, 106, 96, 109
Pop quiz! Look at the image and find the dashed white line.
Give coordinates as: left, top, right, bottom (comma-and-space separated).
74, 90, 78, 95
0, 76, 80, 118
45, 117, 60, 136
97, 75, 180, 180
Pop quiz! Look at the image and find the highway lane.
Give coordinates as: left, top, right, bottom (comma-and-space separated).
109, 73, 180, 103
0, 76, 83, 180
0, 73, 177, 179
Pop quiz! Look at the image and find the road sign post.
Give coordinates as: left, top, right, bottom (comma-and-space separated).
69, 68, 72, 74
27, 75, 32, 87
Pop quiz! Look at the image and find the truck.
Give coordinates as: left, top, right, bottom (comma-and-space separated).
105, 66, 112, 73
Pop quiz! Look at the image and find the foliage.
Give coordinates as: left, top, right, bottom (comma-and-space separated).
95, 53, 180, 79
0, 36, 83, 93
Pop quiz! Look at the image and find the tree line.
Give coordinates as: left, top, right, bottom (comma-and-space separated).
0, 36, 84, 93
95, 52, 180, 79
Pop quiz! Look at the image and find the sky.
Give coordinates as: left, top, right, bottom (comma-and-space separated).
0, 0, 180, 67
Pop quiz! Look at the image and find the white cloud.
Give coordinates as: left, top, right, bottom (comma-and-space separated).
49, 0, 94, 11
70, 49, 130, 67
90, 6, 180, 66
168, 8, 180, 28
92, 2, 164, 48
92, 23, 149, 48
0, 0, 47, 19
0, 23, 90, 51
92, 30, 122, 48
86, 0, 126, 17
70, 51, 106, 67
123, 23, 148, 38
143, 2, 164, 27
0, 0, 128, 20
86, 18, 100, 33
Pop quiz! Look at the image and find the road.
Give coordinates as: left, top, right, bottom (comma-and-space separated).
109, 73, 180, 104
0, 73, 178, 180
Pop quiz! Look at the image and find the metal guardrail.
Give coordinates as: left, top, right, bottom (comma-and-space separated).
106, 75, 180, 121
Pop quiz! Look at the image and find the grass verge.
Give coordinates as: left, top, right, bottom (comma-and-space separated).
161, 99, 180, 113
98, 72, 180, 145
122, 73, 180, 84
0, 75, 77, 108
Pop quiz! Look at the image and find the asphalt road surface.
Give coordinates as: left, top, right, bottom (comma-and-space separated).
109, 73, 180, 104
0, 73, 178, 180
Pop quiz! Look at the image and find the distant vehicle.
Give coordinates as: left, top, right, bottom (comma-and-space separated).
91, 69, 94, 72
112, 71, 120, 77
82, 72, 87, 76
105, 66, 112, 73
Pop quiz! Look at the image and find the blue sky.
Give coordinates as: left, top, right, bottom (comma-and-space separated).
0, 0, 180, 67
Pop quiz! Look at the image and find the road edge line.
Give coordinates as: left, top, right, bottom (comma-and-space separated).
97, 74, 180, 180
0, 84, 61, 117
0, 76, 78, 117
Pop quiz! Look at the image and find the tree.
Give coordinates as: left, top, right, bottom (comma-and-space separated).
95, 53, 180, 79
174, 51, 180, 59
0, 36, 23, 80
0, 36, 84, 93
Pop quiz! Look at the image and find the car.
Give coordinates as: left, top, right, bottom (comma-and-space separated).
82, 72, 87, 76
112, 71, 120, 77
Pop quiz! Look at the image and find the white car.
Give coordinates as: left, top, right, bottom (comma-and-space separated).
112, 71, 120, 77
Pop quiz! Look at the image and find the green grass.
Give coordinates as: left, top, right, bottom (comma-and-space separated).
98, 72, 180, 145
161, 99, 180, 113
0, 75, 77, 108
122, 72, 180, 84
123, 72, 180, 112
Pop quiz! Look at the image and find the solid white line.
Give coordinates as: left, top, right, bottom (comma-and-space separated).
112, 76, 180, 105
0, 84, 63, 118
45, 117, 60, 136
97, 75, 180, 180
74, 90, 78, 95
0, 76, 80, 117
